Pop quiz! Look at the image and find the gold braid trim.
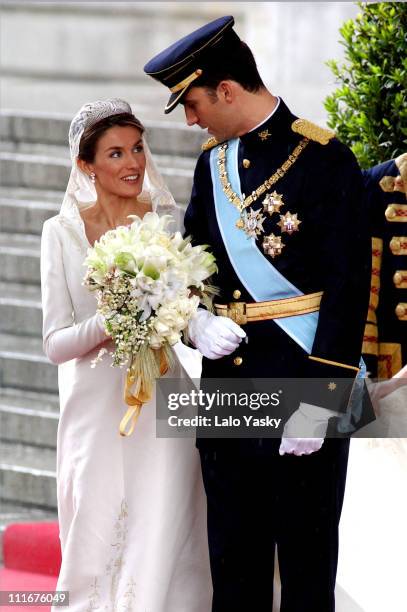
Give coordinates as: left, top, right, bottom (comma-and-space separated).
308, 355, 360, 373
218, 138, 309, 213
378, 343, 402, 379
390, 237, 407, 255
385, 204, 407, 222
366, 237, 383, 325
291, 119, 335, 145
362, 323, 378, 356
202, 136, 219, 152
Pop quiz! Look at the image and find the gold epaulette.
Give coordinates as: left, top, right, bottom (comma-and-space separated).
201, 137, 219, 152
291, 119, 335, 145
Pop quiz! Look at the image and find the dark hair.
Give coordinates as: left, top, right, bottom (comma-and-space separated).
78, 113, 145, 163
193, 41, 265, 93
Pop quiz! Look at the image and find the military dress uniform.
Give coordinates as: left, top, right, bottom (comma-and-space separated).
362, 158, 407, 378
144, 15, 372, 612
182, 99, 371, 612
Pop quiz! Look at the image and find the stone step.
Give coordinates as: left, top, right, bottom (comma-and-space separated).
0, 500, 57, 565
0, 440, 57, 509
0, 151, 70, 192
0, 282, 42, 337
0, 232, 40, 285
0, 185, 64, 204
0, 151, 194, 205
0, 332, 57, 394
0, 394, 58, 449
0, 111, 205, 157
0, 140, 198, 174
0, 386, 59, 413
0, 194, 59, 235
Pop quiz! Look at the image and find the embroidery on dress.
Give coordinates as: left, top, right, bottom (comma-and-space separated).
121, 578, 137, 611
86, 499, 136, 611
105, 499, 136, 611
86, 577, 101, 611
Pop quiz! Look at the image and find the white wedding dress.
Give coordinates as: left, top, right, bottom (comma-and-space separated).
337, 387, 407, 612
41, 211, 212, 612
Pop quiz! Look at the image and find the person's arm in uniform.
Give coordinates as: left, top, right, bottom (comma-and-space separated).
281, 140, 372, 451
360, 153, 407, 378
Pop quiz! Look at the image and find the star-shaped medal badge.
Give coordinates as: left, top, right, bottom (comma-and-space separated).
263, 191, 284, 216
236, 208, 266, 238
262, 233, 285, 258
277, 211, 302, 235
328, 382, 337, 391
258, 129, 271, 141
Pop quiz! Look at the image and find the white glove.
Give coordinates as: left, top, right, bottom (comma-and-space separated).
187, 309, 246, 360
279, 437, 324, 456
279, 402, 339, 456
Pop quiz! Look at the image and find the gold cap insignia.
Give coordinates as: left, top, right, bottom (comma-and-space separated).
258, 129, 271, 141
291, 118, 335, 145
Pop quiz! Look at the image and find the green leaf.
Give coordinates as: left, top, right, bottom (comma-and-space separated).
324, 1, 407, 166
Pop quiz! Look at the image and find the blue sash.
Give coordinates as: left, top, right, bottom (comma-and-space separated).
209, 139, 319, 354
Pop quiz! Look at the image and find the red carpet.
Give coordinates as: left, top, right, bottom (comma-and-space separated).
0, 522, 61, 612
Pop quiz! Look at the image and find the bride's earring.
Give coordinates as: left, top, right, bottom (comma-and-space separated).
90, 172, 96, 183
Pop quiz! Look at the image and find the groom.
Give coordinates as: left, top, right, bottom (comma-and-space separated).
145, 16, 374, 611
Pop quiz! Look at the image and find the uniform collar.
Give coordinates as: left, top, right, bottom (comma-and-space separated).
248, 97, 281, 133
239, 98, 298, 147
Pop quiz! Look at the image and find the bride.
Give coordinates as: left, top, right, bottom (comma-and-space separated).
40, 98, 211, 611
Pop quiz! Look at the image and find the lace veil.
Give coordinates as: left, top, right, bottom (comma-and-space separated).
60, 98, 183, 230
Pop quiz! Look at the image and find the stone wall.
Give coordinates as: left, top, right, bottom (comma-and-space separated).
0, 1, 358, 124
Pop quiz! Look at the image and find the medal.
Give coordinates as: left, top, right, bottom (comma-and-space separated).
263, 191, 284, 215
262, 233, 285, 258
277, 211, 301, 235
236, 208, 266, 238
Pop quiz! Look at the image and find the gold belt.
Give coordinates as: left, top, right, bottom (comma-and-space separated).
215, 291, 323, 325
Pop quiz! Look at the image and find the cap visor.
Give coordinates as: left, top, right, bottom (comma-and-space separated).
164, 86, 190, 114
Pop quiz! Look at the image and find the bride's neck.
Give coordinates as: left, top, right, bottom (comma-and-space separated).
84, 194, 151, 228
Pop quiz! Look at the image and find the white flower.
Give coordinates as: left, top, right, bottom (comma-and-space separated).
83, 211, 216, 367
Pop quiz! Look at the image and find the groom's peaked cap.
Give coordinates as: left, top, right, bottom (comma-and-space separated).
143, 15, 240, 114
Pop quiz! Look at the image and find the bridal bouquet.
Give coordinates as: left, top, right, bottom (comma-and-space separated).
83, 212, 217, 435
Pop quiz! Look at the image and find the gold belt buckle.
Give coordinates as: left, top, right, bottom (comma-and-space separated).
227, 302, 247, 325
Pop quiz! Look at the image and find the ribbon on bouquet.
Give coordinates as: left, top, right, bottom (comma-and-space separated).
119, 347, 169, 437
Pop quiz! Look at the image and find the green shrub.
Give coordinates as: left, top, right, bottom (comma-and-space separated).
324, 2, 407, 168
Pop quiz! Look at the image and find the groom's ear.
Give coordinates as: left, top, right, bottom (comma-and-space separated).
216, 80, 235, 104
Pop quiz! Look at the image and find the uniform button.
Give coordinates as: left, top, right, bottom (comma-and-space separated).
233, 289, 241, 299
395, 303, 406, 318
394, 271, 403, 286
390, 237, 401, 253
233, 356, 243, 366
243, 159, 251, 169
385, 205, 397, 220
